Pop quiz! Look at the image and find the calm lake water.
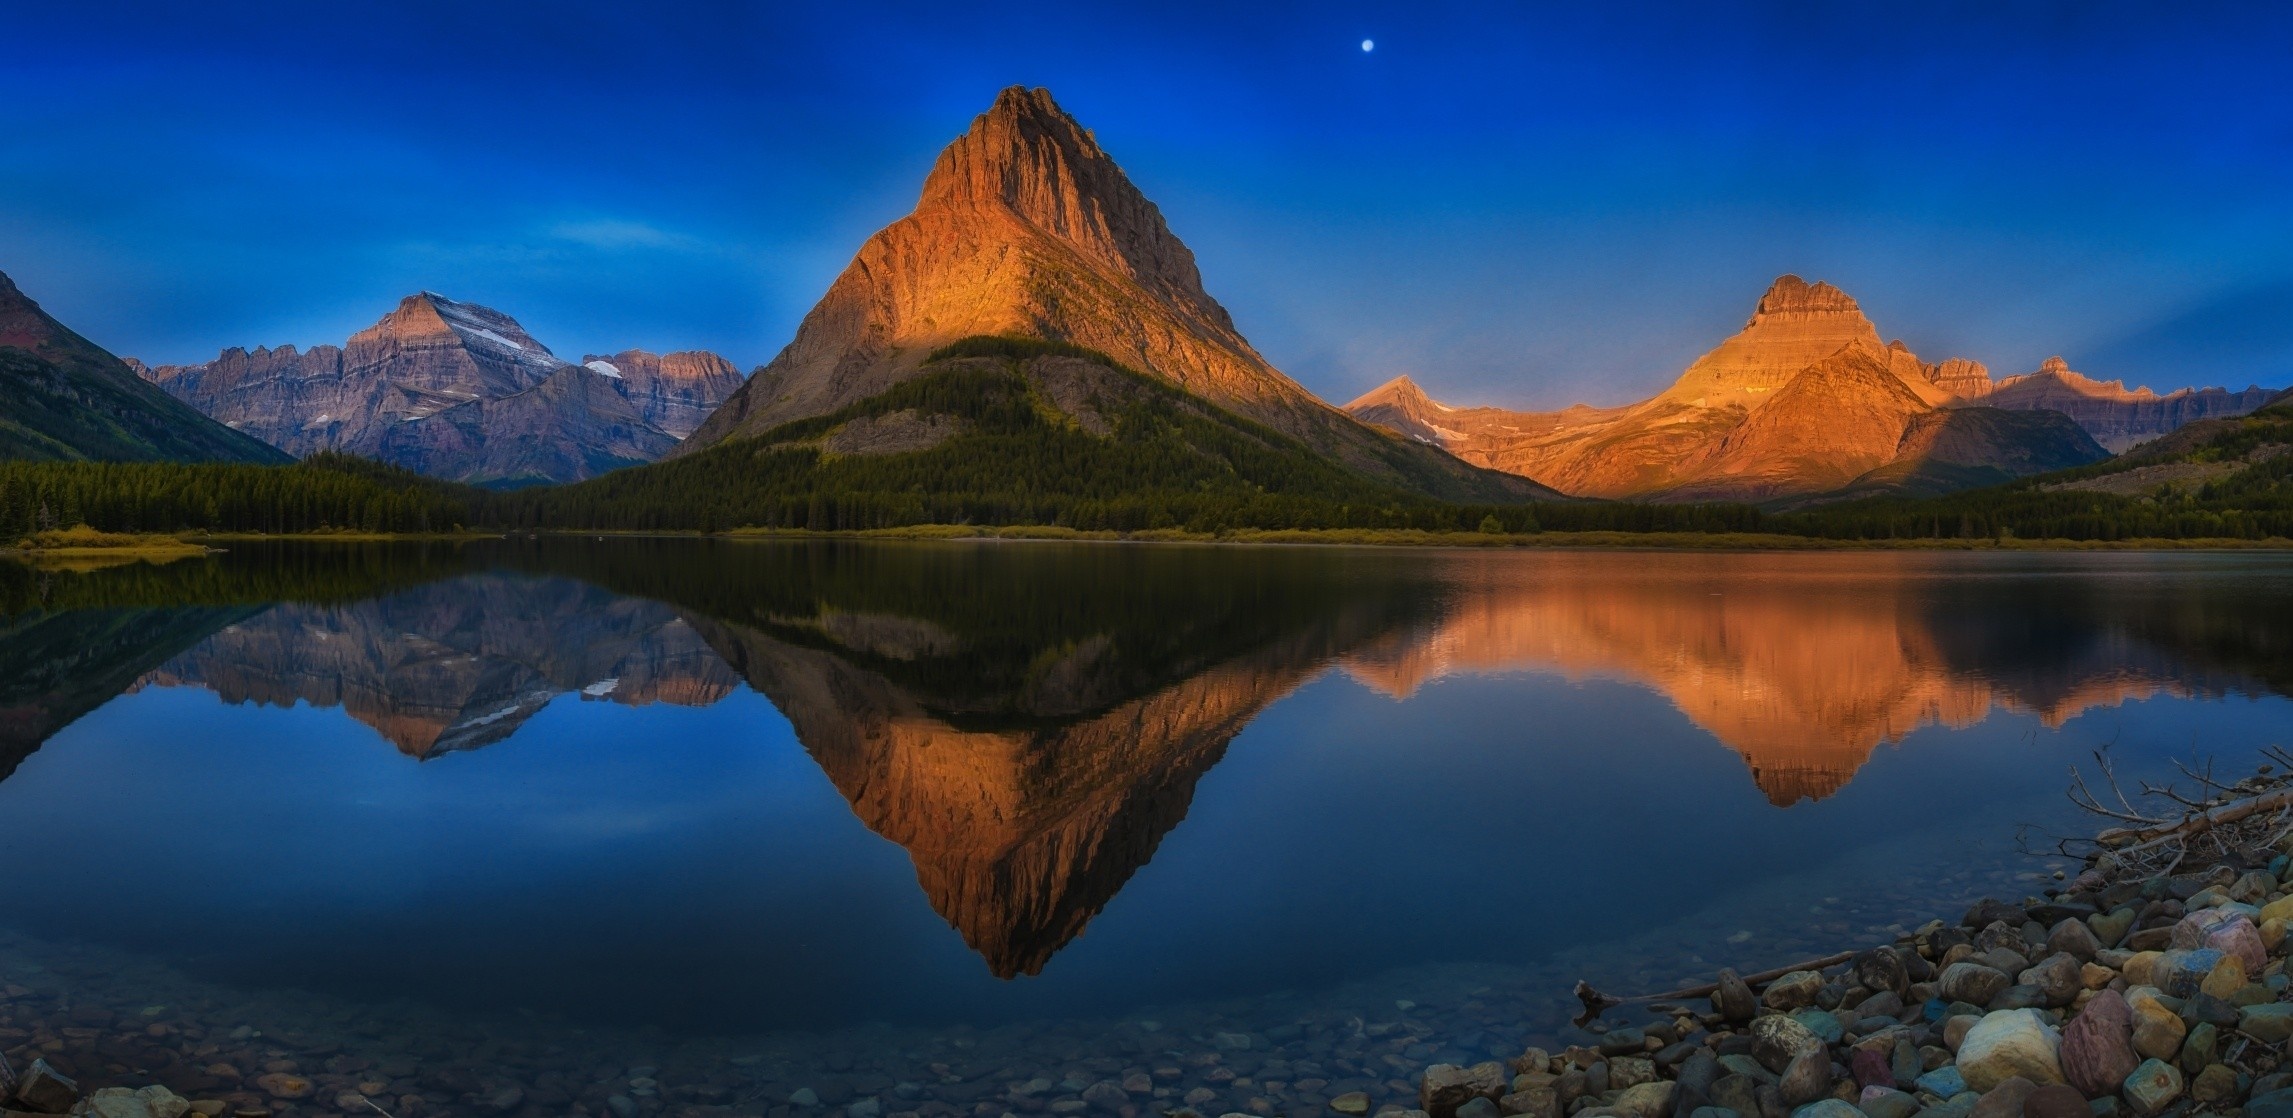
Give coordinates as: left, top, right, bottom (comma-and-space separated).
2, 540, 2290, 1118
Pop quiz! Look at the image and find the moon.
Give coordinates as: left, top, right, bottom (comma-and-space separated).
1361, 39, 1375, 52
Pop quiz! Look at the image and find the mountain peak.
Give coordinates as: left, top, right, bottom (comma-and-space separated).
1347, 374, 1433, 408
911, 86, 1218, 316
1752, 275, 1863, 322
1660, 274, 1882, 408
2040, 355, 2070, 376
368, 291, 566, 373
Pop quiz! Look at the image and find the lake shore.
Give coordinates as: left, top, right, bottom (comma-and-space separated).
1412, 762, 2293, 1118
707, 526, 2293, 551
15, 525, 2291, 553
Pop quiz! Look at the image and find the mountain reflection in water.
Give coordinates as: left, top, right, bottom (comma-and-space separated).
3, 541, 2290, 982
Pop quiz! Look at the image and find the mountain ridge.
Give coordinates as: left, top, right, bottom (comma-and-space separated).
137, 294, 744, 484
0, 269, 290, 465
1344, 275, 2122, 502
680, 86, 1542, 504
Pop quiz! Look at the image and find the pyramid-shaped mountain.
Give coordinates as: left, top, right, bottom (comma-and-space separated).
138, 294, 745, 485
0, 269, 289, 464
679, 86, 1538, 502
1346, 275, 2109, 502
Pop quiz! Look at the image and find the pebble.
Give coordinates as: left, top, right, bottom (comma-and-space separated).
1913, 1067, 1966, 1098
1762, 972, 1825, 1013
1953, 1011, 2063, 1093
2119, 1059, 2182, 1117
1966, 1076, 2033, 1118
2056, 988, 2136, 1098
1859, 1087, 1916, 1118
1776, 1050, 1832, 1108
2019, 1086, 2084, 1118
1751, 1016, 1822, 1076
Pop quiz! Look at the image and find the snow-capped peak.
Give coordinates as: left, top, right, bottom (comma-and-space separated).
414, 291, 569, 371
585, 359, 623, 378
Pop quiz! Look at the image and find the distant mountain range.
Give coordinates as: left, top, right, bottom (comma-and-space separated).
130, 293, 744, 486
1346, 276, 2280, 503
0, 270, 287, 465
5, 85, 2285, 508
1953, 355, 2278, 452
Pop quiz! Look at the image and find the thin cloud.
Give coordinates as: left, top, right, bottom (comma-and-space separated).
547, 218, 710, 253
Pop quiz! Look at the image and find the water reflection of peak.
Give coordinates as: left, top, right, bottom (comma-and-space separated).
633, 542, 1452, 977
1342, 553, 2291, 806
141, 575, 740, 757
7, 542, 2288, 980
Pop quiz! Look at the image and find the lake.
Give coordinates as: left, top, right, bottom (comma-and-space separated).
2, 540, 2289, 1118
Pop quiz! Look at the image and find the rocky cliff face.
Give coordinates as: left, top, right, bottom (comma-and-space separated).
579, 350, 745, 439
1659, 339, 1945, 501
377, 363, 679, 486
137, 294, 742, 483
139, 293, 566, 459
1343, 275, 2108, 502
0, 269, 290, 464
1958, 356, 2280, 452
679, 86, 1537, 502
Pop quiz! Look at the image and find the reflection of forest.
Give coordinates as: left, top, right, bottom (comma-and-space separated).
4, 542, 2288, 973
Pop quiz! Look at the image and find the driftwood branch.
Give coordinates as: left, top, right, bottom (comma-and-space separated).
2068, 750, 2168, 826
2096, 788, 2293, 847
1572, 950, 1856, 1024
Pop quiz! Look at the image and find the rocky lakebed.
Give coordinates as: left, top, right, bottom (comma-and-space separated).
2, 766, 2277, 1118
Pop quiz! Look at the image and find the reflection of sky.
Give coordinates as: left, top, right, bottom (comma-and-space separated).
4, 4, 2290, 406
5, 648, 2288, 1034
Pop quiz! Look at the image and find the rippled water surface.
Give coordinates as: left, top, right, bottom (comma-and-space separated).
2, 541, 2290, 1117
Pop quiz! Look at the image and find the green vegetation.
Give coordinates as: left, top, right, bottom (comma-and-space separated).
0, 452, 475, 540
4, 338, 2289, 550
501, 338, 1436, 533
1769, 403, 2293, 543
0, 339, 288, 466
13, 524, 199, 551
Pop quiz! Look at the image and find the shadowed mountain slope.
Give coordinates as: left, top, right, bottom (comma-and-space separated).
681, 87, 1538, 504
0, 270, 289, 464
518, 337, 1553, 533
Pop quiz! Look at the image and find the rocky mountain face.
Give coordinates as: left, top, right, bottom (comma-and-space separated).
679, 86, 1538, 503
0, 269, 289, 464
136, 294, 743, 484
1344, 276, 2109, 502
579, 350, 746, 440
377, 363, 679, 488
1951, 356, 2280, 452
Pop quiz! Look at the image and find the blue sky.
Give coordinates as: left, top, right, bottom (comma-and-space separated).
3, 1, 2289, 408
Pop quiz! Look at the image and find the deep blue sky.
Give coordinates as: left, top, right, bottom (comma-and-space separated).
3, 1, 2289, 408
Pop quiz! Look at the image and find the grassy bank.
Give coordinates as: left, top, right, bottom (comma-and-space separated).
6, 524, 214, 569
